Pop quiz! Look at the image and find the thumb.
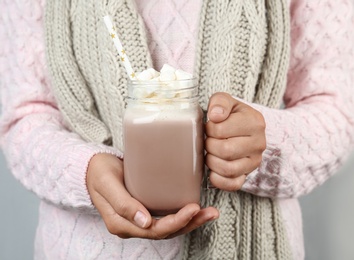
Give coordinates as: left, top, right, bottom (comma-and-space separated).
207, 92, 237, 123
92, 184, 153, 229
106, 178, 153, 229
87, 154, 153, 229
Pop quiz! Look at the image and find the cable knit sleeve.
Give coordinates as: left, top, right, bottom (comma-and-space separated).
242, 0, 354, 198
0, 0, 122, 209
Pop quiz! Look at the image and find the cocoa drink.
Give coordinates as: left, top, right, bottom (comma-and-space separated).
123, 66, 203, 216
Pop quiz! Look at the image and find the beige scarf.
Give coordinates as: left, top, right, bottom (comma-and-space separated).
45, 0, 292, 259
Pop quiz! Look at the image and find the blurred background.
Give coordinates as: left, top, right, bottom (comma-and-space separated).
0, 150, 354, 260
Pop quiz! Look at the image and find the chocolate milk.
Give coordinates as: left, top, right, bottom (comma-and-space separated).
123, 105, 203, 216
123, 77, 204, 216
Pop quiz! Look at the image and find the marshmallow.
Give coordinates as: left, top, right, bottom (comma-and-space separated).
147, 68, 160, 78
136, 68, 160, 81
175, 69, 193, 80
132, 86, 158, 98
173, 80, 194, 90
136, 70, 153, 81
159, 71, 176, 81
132, 64, 195, 99
160, 64, 176, 74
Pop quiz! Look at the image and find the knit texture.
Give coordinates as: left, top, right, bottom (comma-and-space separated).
45, 0, 152, 147
1, 0, 354, 259
45, 0, 290, 149
194, 0, 290, 111
45, 0, 292, 259
135, 0, 202, 73
182, 1, 292, 259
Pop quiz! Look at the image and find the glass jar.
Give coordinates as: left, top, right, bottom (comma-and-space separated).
123, 79, 204, 216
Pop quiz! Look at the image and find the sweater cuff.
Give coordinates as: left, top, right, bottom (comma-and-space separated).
62, 143, 123, 213
234, 99, 291, 197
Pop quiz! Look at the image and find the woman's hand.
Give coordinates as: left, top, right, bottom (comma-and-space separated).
205, 92, 266, 191
86, 153, 219, 239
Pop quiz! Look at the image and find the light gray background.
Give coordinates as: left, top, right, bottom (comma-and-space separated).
0, 150, 354, 260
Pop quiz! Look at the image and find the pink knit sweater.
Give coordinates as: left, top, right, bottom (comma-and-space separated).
1, 0, 354, 259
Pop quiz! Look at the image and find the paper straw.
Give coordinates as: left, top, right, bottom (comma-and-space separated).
103, 15, 136, 80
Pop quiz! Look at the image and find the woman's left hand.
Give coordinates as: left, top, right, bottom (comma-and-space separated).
205, 92, 266, 191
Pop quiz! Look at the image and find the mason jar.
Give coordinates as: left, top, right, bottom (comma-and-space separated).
123, 78, 204, 216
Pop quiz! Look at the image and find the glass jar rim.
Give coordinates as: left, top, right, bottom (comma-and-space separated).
128, 77, 198, 87
126, 80, 199, 102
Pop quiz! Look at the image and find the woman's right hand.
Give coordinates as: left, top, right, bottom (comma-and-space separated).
86, 153, 219, 239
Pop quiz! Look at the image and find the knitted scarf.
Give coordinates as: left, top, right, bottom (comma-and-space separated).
45, 0, 292, 259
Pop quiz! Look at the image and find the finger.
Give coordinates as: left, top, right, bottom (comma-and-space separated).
96, 199, 201, 239
205, 136, 264, 161
166, 207, 220, 239
207, 92, 238, 123
209, 171, 247, 192
89, 189, 137, 238
205, 111, 265, 139
145, 203, 201, 239
93, 170, 152, 229
206, 153, 262, 179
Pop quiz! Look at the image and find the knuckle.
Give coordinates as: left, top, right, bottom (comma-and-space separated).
205, 153, 212, 168
106, 221, 118, 235
106, 221, 131, 238
220, 140, 235, 160
230, 179, 244, 191
204, 137, 212, 153
210, 92, 230, 100
212, 123, 224, 138
223, 182, 240, 192
222, 161, 237, 178
251, 117, 266, 152
255, 112, 266, 131
213, 174, 242, 192
247, 109, 265, 129
259, 138, 267, 151
255, 138, 266, 153
117, 200, 130, 218
151, 231, 167, 240
254, 155, 263, 167
116, 231, 131, 239
205, 122, 212, 136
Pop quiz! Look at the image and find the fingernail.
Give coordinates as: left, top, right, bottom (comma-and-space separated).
210, 106, 224, 115
134, 211, 148, 228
